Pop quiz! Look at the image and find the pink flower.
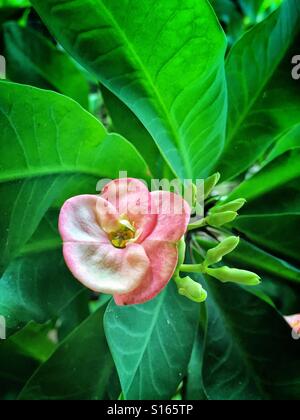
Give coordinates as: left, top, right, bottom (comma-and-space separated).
59, 178, 190, 305
285, 314, 300, 335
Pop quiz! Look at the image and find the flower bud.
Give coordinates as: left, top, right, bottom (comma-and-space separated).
206, 266, 261, 286
183, 182, 199, 212
206, 211, 238, 227
210, 198, 246, 214
175, 276, 208, 303
204, 173, 220, 199
205, 236, 240, 267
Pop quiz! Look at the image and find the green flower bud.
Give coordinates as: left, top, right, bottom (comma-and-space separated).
204, 172, 220, 199
205, 236, 240, 267
206, 211, 238, 227
188, 217, 207, 231
175, 276, 208, 303
210, 198, 246, 214
206, 266, 261, 286
183, 182, 199, 210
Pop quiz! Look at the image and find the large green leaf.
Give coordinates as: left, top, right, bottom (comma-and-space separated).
0, 81, 148, 269
101, 86, 165, 179
4, 22, 89, 108
104, 282, 199, 400
9, 322, 57, 363
216, 0, 300, 180
18, 307, 114, 400
0, 340, 39, 400
234, 214, 300, 264
221, 122, 300, 264
267, 123, 300, 160
0, 82, 147, 182
0, 175, 67, 268
202, 279, 300, 400
0, 251, 83, 337
185, 324, 207, 400
31, 0, 228, 179
228, 154, 300, 208
227, 125, 300, 204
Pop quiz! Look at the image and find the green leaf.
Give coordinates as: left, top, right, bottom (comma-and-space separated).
18, 307, 115, 400
229, 171, 300, 263
101, 86, 165, 178
221, 121, 300, 265
234, 213, 300, 264
4, 22, 89, 108
238, 0, 263, 21
0, 251, 83, 337
185, 320, 207, 400
227, 125, 300, 204
57, 291, 90, 341
0, 81, 148, 182
217, 0, 300, 180
0, 175, 68, 269
228, 153, 300, 205
0, 81, 149, 269
0, 0, 29, 7
267, 123, 300, 161
0, 340, 39, 400
9, 322, 57, 363
104, 282, 199, 400
203, 280, 300, 400
31, 0, 228, 179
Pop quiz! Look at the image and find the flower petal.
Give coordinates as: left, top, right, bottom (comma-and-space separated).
95, 196, 121, 234
147, 191, 191, 242
101, 178, 156, 242
285, 314, 300, 333
63, 242, 150, 294
59, 195, 109, 244
114, 240, 178, 305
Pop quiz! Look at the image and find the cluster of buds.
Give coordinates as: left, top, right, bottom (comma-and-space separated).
174, 174, 260, 303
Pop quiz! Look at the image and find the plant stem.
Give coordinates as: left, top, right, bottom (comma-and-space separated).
180, 264, 205, 274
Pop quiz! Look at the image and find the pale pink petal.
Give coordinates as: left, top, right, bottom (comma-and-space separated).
101, 178, 156, 242
114, 240, 178, 305
95, 196, 121, 234
285, 314, 300, 333
63, 242, 150, 294
147, 191, 191, 242
59, 195, 109, 244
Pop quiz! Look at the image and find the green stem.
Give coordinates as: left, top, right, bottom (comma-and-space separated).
180, 264, 205, 274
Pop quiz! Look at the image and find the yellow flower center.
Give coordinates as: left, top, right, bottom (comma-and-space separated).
108, 218, 137, 249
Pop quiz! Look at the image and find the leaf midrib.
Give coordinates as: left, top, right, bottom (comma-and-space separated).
205, 285, 272, 400
0, 167, 103, 184
119, 290, 166, 398
92, 1, 192, 178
